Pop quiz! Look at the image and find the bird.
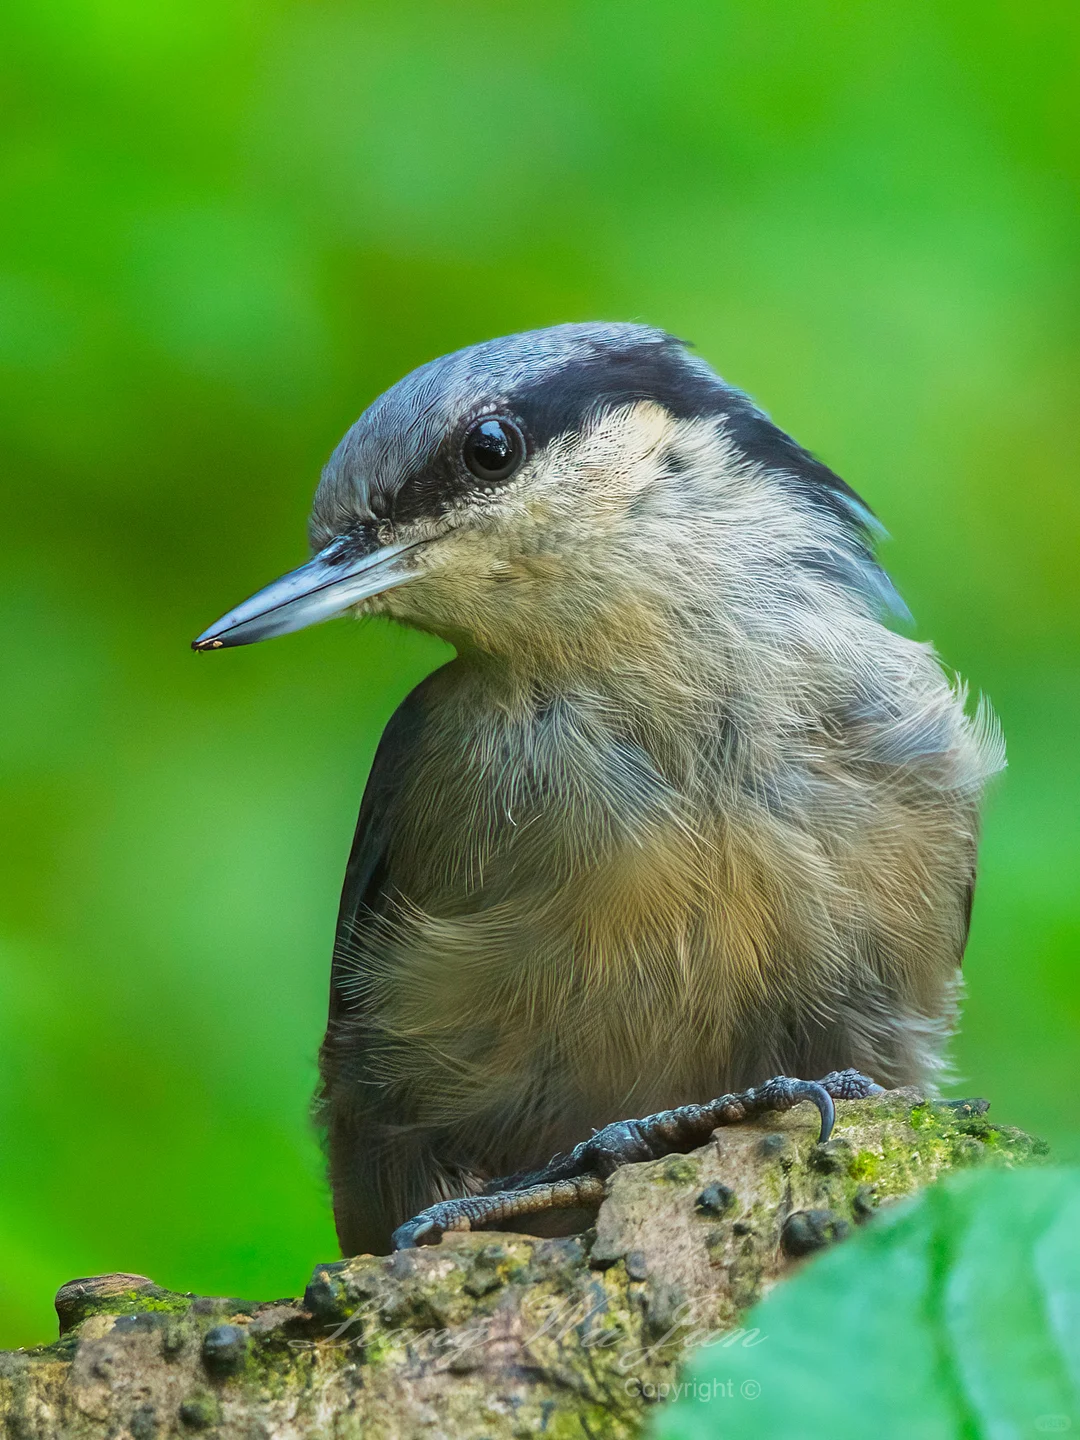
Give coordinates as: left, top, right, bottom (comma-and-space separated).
193, 322, 1004, 1255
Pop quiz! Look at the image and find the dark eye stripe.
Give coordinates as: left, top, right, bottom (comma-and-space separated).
386, 334, 872, 534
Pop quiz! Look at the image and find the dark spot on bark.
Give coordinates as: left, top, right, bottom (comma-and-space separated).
781, 1209, 850, 1257
161, 1320, 186, 1359
129, 1404, 157, 1440
694, 1182, 737, 1218
303, 1262, 351, 1324
853, 1186, 878, 1222
179, 1393, 220, 1430
201, 1324, 248, 1375
809, 1138, 855, 1175
625, 1251, 649, 1282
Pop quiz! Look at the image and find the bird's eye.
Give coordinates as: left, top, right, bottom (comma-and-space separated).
462, 417, 525, 486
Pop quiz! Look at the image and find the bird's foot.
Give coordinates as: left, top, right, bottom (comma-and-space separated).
391, 1174, 606, 1250
391, 1068, 882, 1249
564, 1067, 884, 1178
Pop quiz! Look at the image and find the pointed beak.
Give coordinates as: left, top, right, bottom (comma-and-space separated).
191, 535, 424, 651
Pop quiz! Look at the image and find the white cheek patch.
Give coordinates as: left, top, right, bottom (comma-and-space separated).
551, 401, 676, 501
666, 413, 744, 475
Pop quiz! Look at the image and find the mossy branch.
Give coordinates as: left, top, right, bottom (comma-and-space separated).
0, 1090, 1045, 1439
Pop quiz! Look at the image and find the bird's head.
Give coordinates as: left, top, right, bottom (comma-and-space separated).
193, 323, 899, 678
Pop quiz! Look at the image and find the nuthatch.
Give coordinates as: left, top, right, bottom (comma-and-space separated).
194, 323, 1003, 1253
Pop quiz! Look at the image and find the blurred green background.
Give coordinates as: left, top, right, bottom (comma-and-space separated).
1, 0, 1077, 1348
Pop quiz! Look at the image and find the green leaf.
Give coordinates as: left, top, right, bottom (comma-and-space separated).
654, 1167, 1080, 1440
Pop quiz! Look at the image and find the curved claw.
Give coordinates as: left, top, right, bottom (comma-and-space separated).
391, 1214, 444, 1250
791, 1080, 836, 1143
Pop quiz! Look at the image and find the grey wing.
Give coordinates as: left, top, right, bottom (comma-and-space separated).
322, 660, 443, 1037
316, 667, 449, 1254
326, 711, 417, 1029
